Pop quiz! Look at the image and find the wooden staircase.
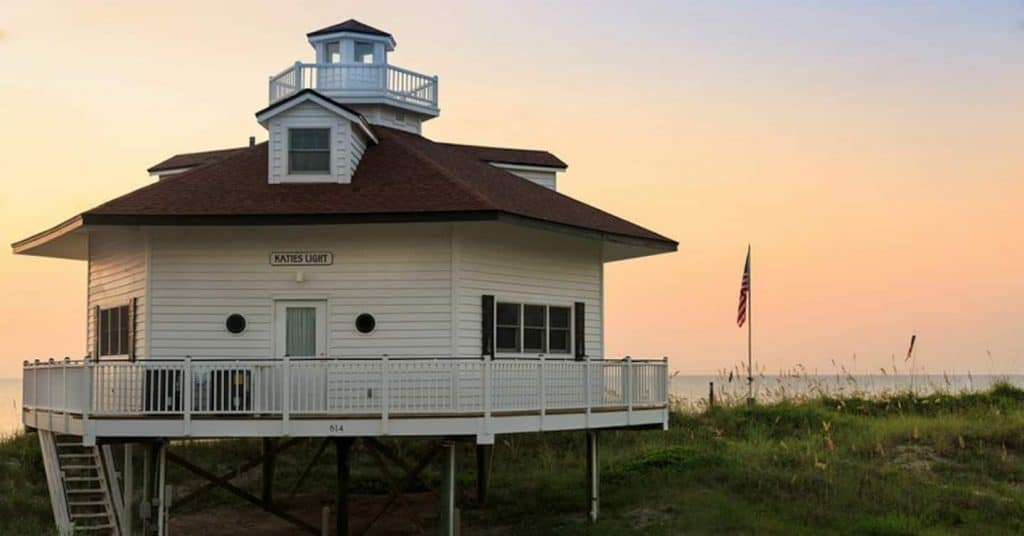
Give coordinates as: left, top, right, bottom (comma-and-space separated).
39, 431, 121, 535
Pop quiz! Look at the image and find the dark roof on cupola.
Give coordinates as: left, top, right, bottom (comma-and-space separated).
82, 127, 675, 249
308, 19, 392, 38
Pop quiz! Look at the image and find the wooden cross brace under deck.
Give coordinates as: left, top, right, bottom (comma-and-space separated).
165, 450, 320, 535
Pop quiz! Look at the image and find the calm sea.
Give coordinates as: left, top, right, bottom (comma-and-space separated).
2, 374, 1022, 436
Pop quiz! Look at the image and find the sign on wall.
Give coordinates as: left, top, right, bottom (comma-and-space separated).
270, 251, 334, 266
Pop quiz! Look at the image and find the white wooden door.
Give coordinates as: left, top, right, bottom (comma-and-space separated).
274, 300, 327, 358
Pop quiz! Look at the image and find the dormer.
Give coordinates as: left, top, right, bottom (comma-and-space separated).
256, 90, 377, 184
268, 20, 438, 135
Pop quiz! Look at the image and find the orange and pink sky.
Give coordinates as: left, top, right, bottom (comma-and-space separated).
1, 1, 1022, 378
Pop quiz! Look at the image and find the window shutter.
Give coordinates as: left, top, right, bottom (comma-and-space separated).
574, 302, 586, 360
93, 305, 101, 361
481, 295, 495, 358
128, 298, 137, 361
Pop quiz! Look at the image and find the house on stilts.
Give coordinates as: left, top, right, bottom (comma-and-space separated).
15, 19, 677, 535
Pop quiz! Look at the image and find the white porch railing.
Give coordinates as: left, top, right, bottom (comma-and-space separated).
22, 357, 668, 420
269, 62, 439, 110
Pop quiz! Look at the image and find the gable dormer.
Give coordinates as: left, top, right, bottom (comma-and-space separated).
268, 20, 438, 135
256, 90, 377, 184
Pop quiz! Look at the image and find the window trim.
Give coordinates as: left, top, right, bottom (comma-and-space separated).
493, 300, 575, 358
287, 127, 332, 176
495, 302, 522, 353
95, 301, 133, 359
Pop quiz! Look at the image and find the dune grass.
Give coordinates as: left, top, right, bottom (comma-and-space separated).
1, 383, 1022, 534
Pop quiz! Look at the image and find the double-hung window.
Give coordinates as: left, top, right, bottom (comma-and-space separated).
288, 128, 330, 174
496, 302, 521, 353
97, 304, 131, 357
495, 302, 572, 355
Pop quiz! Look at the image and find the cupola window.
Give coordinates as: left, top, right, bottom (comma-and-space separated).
288, 128, 330, 174
354, 41, 374, 64
326, 42, 341, 64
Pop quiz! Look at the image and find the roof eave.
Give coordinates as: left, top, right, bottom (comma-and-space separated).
11, 215, 88, 260
75, 211, 676, 257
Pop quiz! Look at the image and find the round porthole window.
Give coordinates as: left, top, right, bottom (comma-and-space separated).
226, 314, 247, 334
355, 313, 376, 334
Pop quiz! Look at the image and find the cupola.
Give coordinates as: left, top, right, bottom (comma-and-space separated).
267, 19, 439, 134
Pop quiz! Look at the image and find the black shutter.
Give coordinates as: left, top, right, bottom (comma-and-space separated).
574, 302, 586, 360
482, 295, 495, 358
127, 298, 137, 361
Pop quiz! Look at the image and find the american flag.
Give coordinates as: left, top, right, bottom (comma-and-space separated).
737, 248, 750, 327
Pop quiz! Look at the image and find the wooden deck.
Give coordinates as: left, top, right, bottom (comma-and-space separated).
22, 357, 669, 445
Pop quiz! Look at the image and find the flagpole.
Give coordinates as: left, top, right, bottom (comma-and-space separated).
747, 244, 753, 406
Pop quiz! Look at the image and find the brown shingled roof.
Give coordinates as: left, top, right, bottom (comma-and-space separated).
147, 147, 249, 173
439, 142, 567, 169
87, 127, 674, 247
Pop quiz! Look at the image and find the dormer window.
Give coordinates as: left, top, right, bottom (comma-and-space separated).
288, 128, 330, 174
354, 41, 374, 64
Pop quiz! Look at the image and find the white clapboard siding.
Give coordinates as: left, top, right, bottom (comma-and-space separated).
349, 104, 422, 134
498, 168, 557, 190
267, 101, 357, 184
453, 223, 603, 358
87, 230, 147, 358
351, 123, 370, 171
147, 224, 452, 359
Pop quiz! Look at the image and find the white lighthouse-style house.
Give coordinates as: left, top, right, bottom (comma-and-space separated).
15, 20, 677, 535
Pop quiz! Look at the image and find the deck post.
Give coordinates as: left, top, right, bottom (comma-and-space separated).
440, 441, 456, 536
586, 430, 599, 523
381, 356, 390, 434
475, 444, 492, 506
584, 358, 592, 428
538, 356, 546, 430
141, 445, 152, 535
262, 438, 276, 509
83, 357, 93, 442
625, 356, 633, 425
157, 442, 167, 536
282, 357, 291, 436
333, 438, 354, 536
123, 443, 134, 535
183, 357, 192, 436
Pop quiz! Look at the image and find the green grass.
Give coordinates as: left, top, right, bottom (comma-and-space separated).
2, 383, 1023, 534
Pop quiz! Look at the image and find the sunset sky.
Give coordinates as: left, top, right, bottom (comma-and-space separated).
1, 1, 1022, 379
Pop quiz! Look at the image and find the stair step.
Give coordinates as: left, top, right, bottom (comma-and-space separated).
64, 477, 101, 482
59, 454, 96, 460
69, 501, 108, 507
71, 512, 110, 520
72, 524, 114, 531
66, 488, 104, 494
71, 512, 111, 520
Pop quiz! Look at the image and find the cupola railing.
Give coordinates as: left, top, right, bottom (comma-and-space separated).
269, 62, 438, 111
